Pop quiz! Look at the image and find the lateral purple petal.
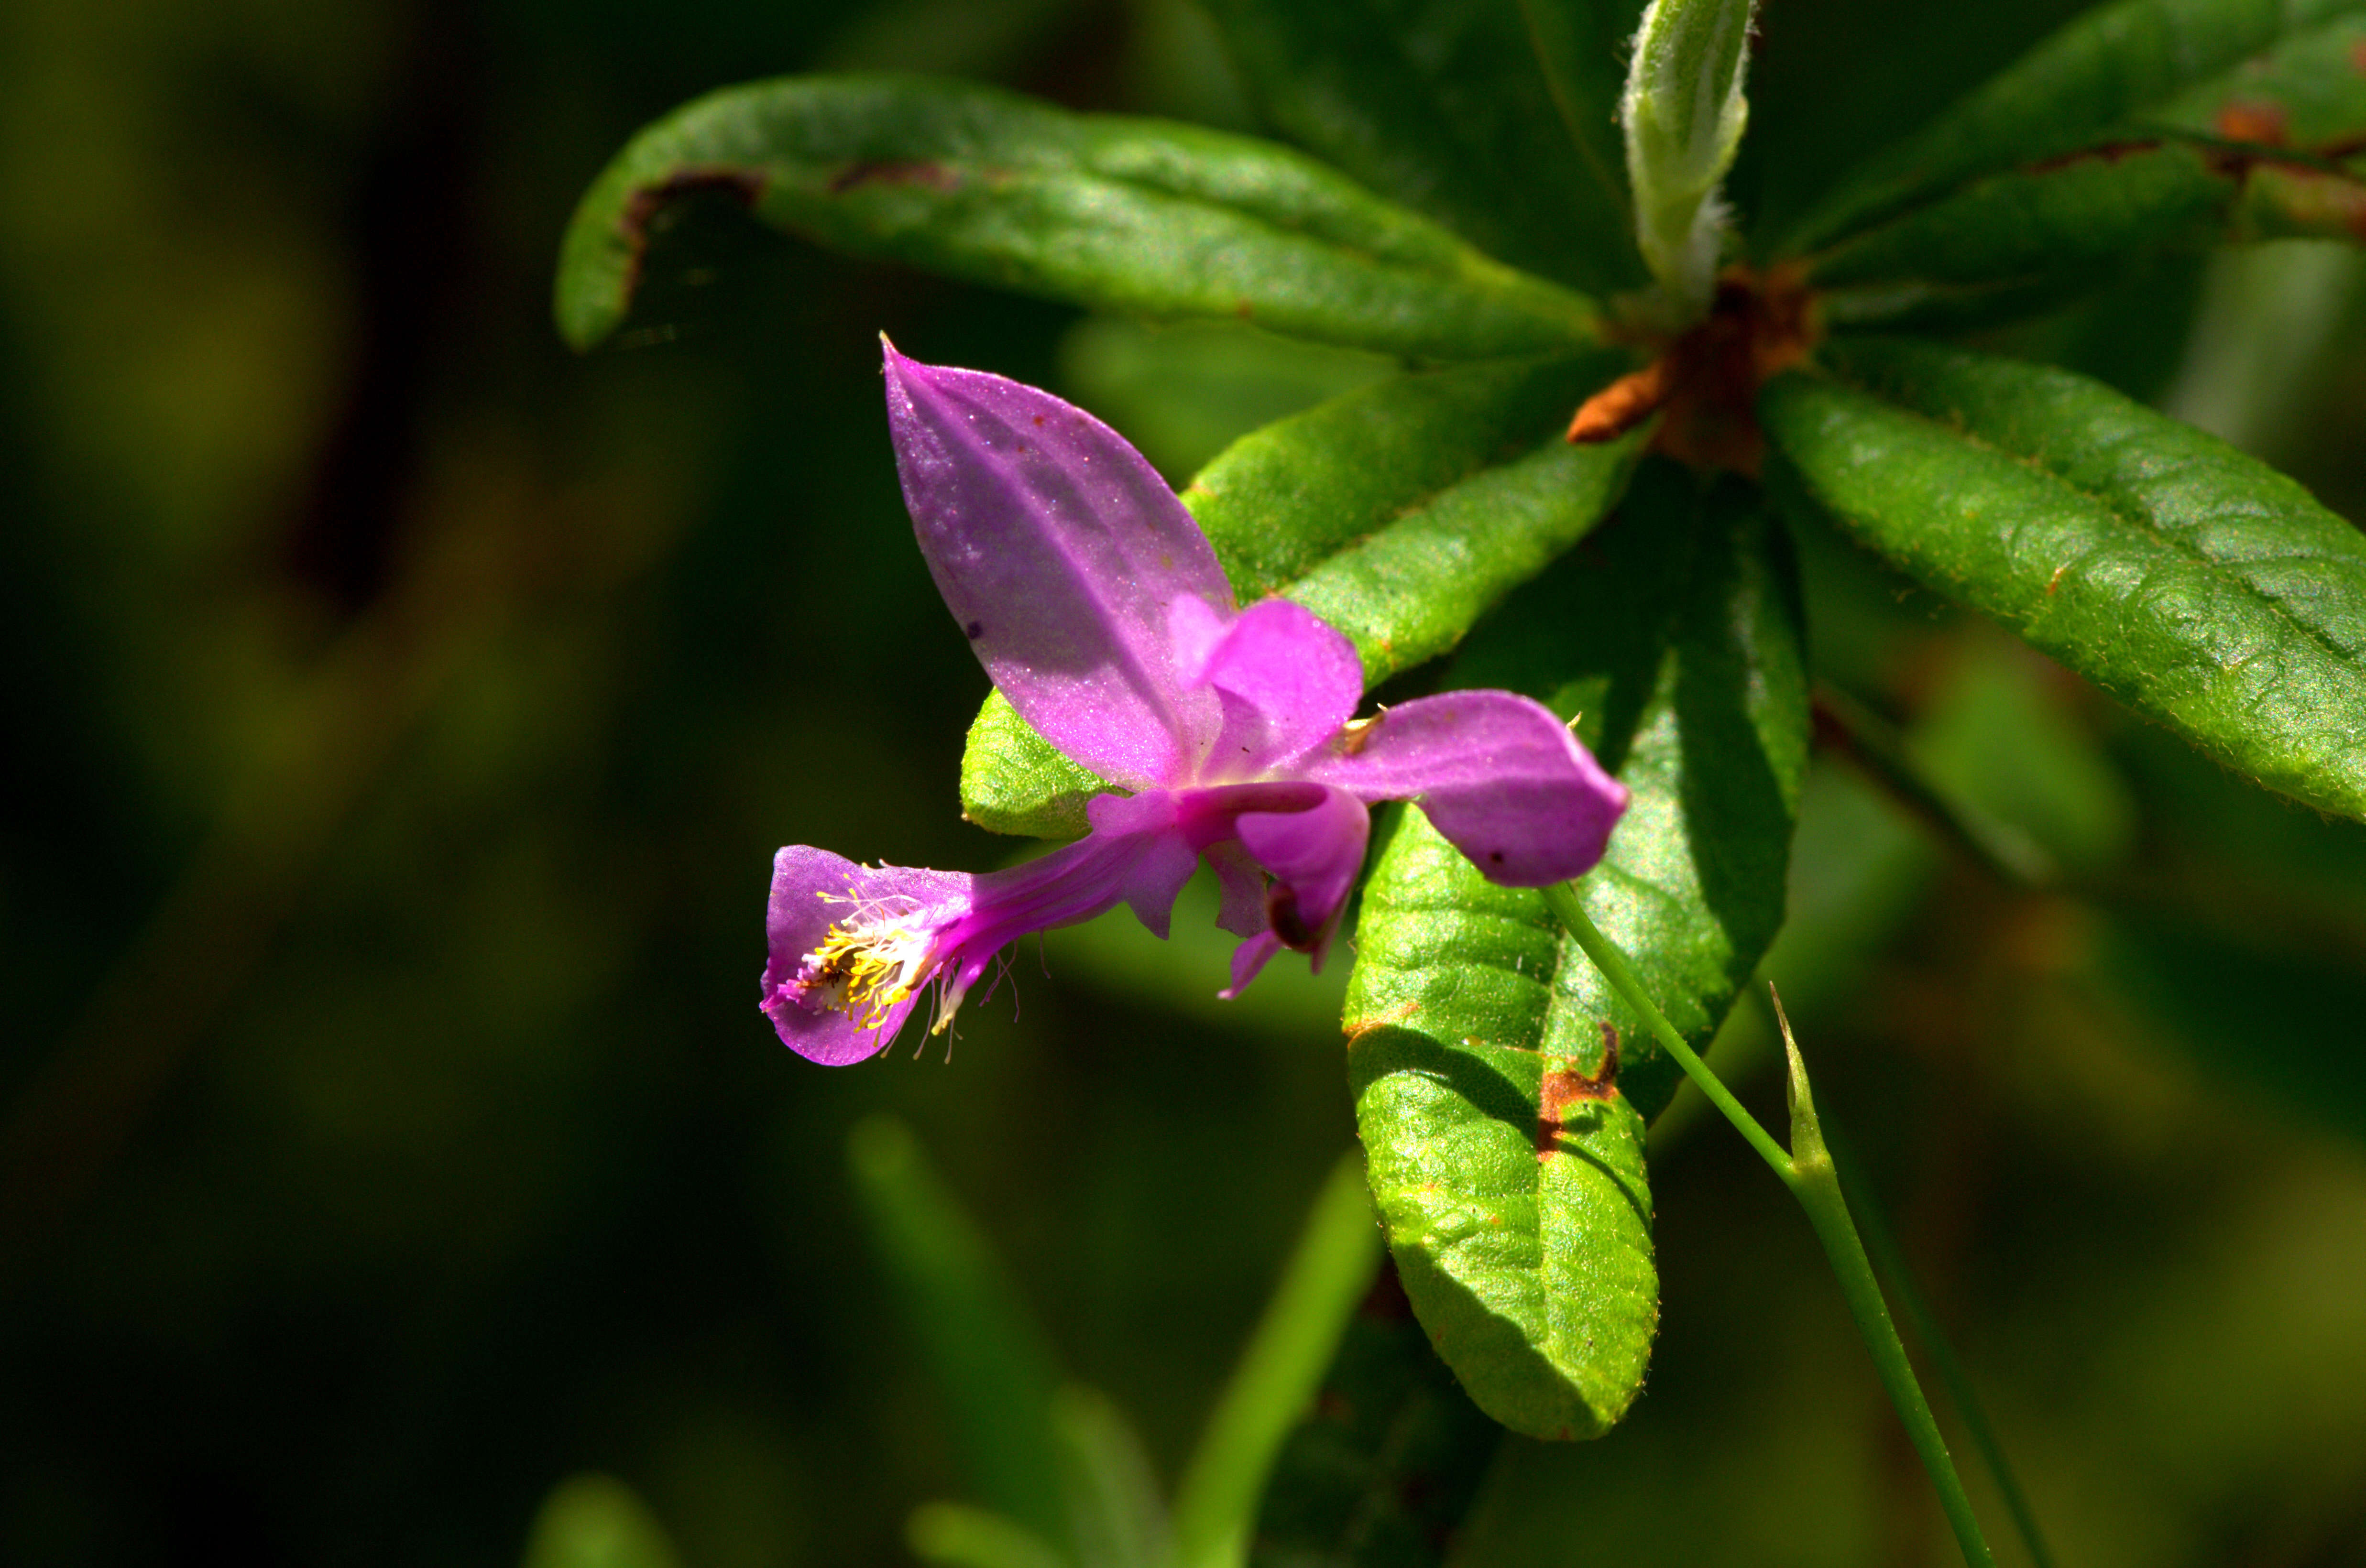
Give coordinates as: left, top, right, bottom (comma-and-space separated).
882, 340, 1233, 790
1194, 599, 1363, 781
1306, 691, 1627, 887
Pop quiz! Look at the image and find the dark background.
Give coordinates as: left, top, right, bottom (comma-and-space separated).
5, 1, 2366, 1564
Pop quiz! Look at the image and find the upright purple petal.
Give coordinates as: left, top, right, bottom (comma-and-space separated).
883, 341, 1233, 789
1233, 784, 1370, 963
1305, 691, 1627, 887
1193, 599, 1364, 782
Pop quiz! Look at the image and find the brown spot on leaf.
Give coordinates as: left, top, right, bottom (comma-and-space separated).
1343, 998, 1420, 1044
2215, 101, 2290, 146
2046, 564, 2068, 596
2351, 38, 2366, 76
827, 159, 960, 195
1535, 1027, 1620, 1160
2025, 139, 2162, 175
616, 169, 766, 303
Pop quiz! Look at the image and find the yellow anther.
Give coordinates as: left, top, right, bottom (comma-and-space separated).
800, 916, 939, 1030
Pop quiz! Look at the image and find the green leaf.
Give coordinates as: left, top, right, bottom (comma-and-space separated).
1344, 464, 1810, 1439
1783, 0, 2366, 253
2151, 12, 2366, 146
556, 74, 1599, 359
1196, 0, 1647, 294
848, 1116, 1072, 1549
960, 353, 1644, 837
521, 1476, 683, 1568
1192, 356, 1644, 683
1346, 1001, 1655, 1442
1808, 15, 2366, 327
1760, 335, 2366, 825
1050, 1387, 1171, 1568
963, 691, 1105, 839
1247, 1265, 1500, 1568
1807, 142, 2273, 330
908, 1504, 1072, 1568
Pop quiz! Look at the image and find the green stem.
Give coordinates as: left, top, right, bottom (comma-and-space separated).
1774, 1002, 1994, 1568
1542, 883, 1793, 1180
1824, 1119, 2057, 1568
1540, 884, 1995, 1568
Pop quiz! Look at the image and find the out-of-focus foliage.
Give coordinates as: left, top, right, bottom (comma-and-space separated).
523, 1476, 684, 1568
6, 3, 2366, 1568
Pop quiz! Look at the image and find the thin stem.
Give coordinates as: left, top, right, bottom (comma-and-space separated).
1771, 991, 1995, 1568
1540, 882, 1995, 1568
1541, 883, 1792, 1179
1824, 1119, 2058, 1568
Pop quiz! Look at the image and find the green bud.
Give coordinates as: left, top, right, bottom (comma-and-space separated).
1621, 0, 1757, 322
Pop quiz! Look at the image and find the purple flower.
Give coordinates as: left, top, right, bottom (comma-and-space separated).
761, 341, 1629, 1065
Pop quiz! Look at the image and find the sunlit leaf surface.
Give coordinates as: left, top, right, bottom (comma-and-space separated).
1344, 465, 1810, 1439
555, 75, 1599, 359
1763, 336, 2366, 824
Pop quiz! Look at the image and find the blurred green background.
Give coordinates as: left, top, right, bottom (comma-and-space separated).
4, 1, 2366, 1564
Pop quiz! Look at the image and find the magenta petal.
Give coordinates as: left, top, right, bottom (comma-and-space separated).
1234, 784, 1370, 961
1165, 594, 1232, 687
763, 822, 1194, 1064
762, 847, 969, 1066
883, 341, 1233, 789
1195, 599, 1364, 780
1219, 930, 1284, 999
1201, 840, 1270, 938
1085, 791, 1197, 938
1306, 691, 1628, 887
